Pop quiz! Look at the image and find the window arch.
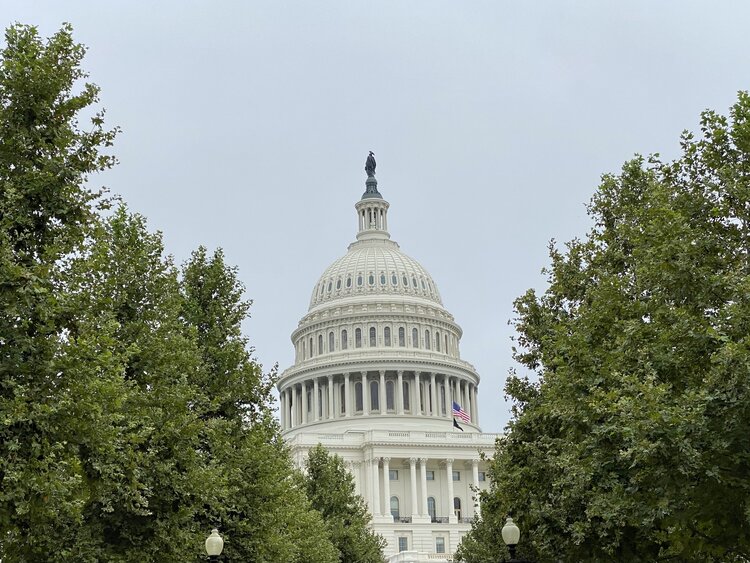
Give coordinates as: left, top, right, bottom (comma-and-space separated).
328, 331, 334, 352
346, 275, 352, 288
399, 327, 405, 347
318, 334, 323, 354
402, 274, 408, 286
454, 497, 462, 519
392, 273, 398, 285
384, 326, 391, 347
336, 278, 341, 290
355, 328, 362, 348
425, 329, 431, 350
357, 274, 363, 286
327, 281, 332, 292
380, 273, 386, 285
340, 384, 346, 414
412, 276, 418, 288
370, 380, 379, 411
368, 272, 375, 285
435, 331, 441, 351
390, 496, 400, 519
412, 328, 419, 348
369, 326, 376, 347
355, 382, 363, 411
402, 381, 410, 411
386, 380, 395, 410
341, 329, 348, 350
427, 497, 437, 520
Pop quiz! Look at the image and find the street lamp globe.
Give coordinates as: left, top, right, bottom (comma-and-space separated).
502, 516, 520, 546
205, 528, 224, 559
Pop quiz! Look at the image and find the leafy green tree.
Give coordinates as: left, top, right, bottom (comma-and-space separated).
0, 23, 119, 560
0, 24, 339, 562
304, 444, 386, 563
457, 93, 750, 562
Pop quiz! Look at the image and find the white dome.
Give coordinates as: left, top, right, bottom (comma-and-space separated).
309, 238, 443, 310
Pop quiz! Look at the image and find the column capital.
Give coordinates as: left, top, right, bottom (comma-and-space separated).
350, 460, 361, 468
379, 369, 386, 376
471, 458, 481, 466
444, 458, 454, 465
371, 457, 380, 466
361, 370, 367, 377
343, 371, 350, 377
409, 457, 418, 465
397, 369, 404, 376
418, 457, 428, 463
382, 457, 391, 463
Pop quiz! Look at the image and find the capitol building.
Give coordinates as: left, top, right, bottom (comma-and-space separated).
278, 159, 499, 562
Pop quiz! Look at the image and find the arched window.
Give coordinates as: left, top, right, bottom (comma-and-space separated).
399, 327, 405, 347
454, 497, 462, 519
427, 497, 436, 521
392, 273, 398, 285
341, 329, 348, 350
346, 275, 352, 288
357, 274, 363, 286
390, 496, 400, 519
370, 380, 379, 411
386, 380, 395, 410
355, 382, 363, 411
412, 276, 418, 288
412, 328, 419, 348
384, 327, 391, 347
425, 330, 431, 350
355, 328, 362, 348
368, 273, 375, 285
309, 337, 313, 357
380, 273, 386, 285
329, 331, 334, 352
318, 334, 323, 354
369, 327, 376, 347
340, 384, 346, 414
402, 381, 410, 411
336, 278, 341, 290
435, 331, 441, 351
402, 274, 408, 286
327, 281, 332, 292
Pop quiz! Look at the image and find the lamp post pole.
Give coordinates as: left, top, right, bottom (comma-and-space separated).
501, 516, 535, 563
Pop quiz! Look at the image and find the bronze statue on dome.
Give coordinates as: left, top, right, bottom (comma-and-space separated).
365, 151, 376, 177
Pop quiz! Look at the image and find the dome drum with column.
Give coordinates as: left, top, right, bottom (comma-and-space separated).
278, 160, 494, 562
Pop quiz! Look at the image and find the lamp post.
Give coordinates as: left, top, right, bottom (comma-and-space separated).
205, 528, 224, 562
501, 516, 521, 562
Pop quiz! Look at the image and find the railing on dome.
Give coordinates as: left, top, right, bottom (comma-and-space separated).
431, 516, 449, 523
285, 349, 478, 374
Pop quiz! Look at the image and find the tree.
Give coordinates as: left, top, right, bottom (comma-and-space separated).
457, 93, 750, 562
0, 24, 339, 562
304, 444, 386, 563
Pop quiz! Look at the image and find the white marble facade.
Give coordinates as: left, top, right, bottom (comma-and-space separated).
279, 174, 498, 561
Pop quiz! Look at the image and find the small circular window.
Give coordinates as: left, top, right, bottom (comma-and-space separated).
392, 274, 398, 285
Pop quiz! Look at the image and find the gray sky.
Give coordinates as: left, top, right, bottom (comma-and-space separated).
5, 2, 750, 431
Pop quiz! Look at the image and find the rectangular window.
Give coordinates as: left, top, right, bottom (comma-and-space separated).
398, 537, 408, 552
478, 471, 486, 482
389, 469, 399, 481
452, 470, 461, 481
426, 470, 435, 481
435, 537, 445, 554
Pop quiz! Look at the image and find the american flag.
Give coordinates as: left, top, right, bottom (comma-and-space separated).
452, 401, 470, 423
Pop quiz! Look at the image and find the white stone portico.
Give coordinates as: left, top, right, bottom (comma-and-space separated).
279, 163, 498, 561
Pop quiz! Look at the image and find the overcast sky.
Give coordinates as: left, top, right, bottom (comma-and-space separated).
5, 2, 750, 432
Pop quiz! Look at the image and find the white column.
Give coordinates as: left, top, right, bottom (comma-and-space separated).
409, 457, 418, 518
473, 385, 480, 425
313, 378, 319, 421
382, 457, 391, 520
443, 376, 450, 417
397, 370, 404, 415
328, 375, 335, 419
413, 372, 421, 416
371, 458, 381, 516
379, 370, 386, 413
301, 383, 308, 424
472, 459, 481, 518
362, 372, 369, 415
344, 372, 351, 417
289, 388, 296, 427
419, 458, 428, 517
465, 382, 472, 421
430, 372, 437, 416
351, 461, 361, 496
446, 458, 455, 523
279, 390, 286, 429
